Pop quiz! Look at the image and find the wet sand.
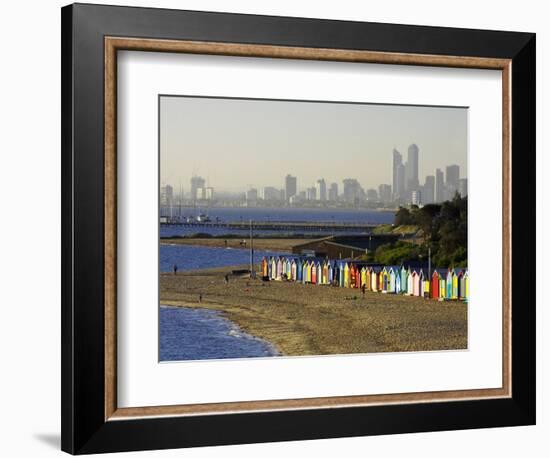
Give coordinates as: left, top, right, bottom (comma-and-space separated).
161, 266, 468, 357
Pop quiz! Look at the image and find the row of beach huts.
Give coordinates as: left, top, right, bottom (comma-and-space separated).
260, 256, 469, 301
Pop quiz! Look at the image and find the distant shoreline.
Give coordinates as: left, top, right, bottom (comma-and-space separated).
160, 237, 307, 252
161, 205, 399, 212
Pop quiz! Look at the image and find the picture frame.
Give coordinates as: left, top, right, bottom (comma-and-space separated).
61, 3, 535, 454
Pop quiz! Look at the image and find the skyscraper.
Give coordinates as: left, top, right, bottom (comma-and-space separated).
190, 176, 205, 201
328, 182, 339, 201
434, 168, 444, 203
342, 179, 363, 204
446, 165, 460, 198
458, 178, 468, 197
306, 187, 317, 201
316, 178, 327, 201
406, 143, 420, 192
246, 188, 258, 202
366, 189, 378, 201
423, 175, 435, 204
411, 190, 422, 206
396, 163, 405, 200
392, 148, 404, 201
378, 184, 392, 203
285, 174, 297, 201
196, 186, 214, 200
160, 184, 173, 208
261, 186, 279, 201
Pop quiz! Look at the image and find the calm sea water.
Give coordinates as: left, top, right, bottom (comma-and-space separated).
160, 306, 279, 361
160, 207, 394, 237
159, 207, 394, 360
160, 244, 282, 272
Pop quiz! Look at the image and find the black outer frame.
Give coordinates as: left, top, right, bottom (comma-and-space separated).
61, 3, 536, 454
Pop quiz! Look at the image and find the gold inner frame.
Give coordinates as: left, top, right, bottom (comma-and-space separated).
104, 37, 512, 421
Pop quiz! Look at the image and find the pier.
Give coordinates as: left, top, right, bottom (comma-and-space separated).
160, 220, 382, 232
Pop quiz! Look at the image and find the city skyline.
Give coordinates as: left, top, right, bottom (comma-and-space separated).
161, 156, 466, 208
160, 96, 468, 194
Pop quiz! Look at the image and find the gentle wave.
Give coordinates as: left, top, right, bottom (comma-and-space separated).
160, 306, 279, 361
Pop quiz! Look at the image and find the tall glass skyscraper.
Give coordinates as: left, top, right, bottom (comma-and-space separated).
406, 143, 420, 191
285, 174, 297, 201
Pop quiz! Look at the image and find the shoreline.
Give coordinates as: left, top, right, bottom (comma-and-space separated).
160, 266, 468, 357
160, 304, 281, 358
160, 237, 308, 252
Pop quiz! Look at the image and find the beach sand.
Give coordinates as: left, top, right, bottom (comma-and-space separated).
161, 266, 468, 357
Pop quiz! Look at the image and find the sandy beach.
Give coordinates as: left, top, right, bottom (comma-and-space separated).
161, 266, 468, 357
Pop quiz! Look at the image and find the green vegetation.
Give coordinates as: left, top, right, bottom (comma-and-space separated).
369, 241, 423, 266
372, 224, 419, 235
366, 194, 467, 268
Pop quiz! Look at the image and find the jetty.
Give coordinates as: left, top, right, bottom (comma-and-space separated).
160, 220, 382, 232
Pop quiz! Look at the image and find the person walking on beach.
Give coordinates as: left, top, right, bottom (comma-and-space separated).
173, 264, 178, 275
361, 283, 366, 298
198, 293, 202, 303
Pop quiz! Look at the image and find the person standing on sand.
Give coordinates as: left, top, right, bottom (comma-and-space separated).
173, 264, 178, 275
361, 283, 366, 297
199, 293, 202, 303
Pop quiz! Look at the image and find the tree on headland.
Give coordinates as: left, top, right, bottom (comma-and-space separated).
394, 207, 414, 226
432, 193, 468, 267
372, 241, 421, 266
369, 194, 468, 268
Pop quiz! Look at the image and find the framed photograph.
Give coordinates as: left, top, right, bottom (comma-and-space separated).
61, 3, 536, 454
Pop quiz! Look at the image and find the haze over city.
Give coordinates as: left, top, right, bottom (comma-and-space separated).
160, 95, 468, 206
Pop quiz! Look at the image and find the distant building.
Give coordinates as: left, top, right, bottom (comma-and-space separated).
196, 187, 214, 200
289, 194, 304, 205
246, 188, 258, 202
366, 188, 378, 201
392, 148, 405, 201
306, 187, 317, 201
328, 182, 339, 201
160, 184, 173, 207
411, 189, 422, 206
316, 179, 327, 201
342, 178, 363, 204
406, 144, 420, 192
285, 174, 297, 202
446, 164, 460, 198
423, 175, 435, 204
261, 186, 280, 201
378, 184, 392, 203
458, 178, 468, 197
190, 176, 205, 201
396, 163, 406, 200
434, 168, 444, 203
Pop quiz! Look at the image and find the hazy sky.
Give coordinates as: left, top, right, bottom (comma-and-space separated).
160, 95, 467, 192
